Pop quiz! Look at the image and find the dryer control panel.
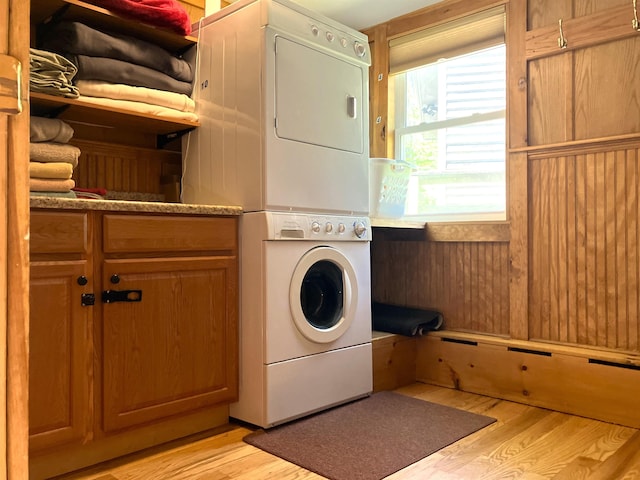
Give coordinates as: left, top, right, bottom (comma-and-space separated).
266, 212, 371, 241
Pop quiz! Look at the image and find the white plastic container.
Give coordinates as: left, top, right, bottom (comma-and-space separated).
369, 158, 411, 218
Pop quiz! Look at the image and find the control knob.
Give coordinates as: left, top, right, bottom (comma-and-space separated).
311, 221, 321, 233
353, 221, 367, 238
338, 223, 346, 234
325, 222, 334, 233
353, 41, 366, 57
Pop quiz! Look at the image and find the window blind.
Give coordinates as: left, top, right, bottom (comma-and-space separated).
389, 6, 506, 74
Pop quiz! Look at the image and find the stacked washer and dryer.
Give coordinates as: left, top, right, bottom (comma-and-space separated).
182, 0, 373, 428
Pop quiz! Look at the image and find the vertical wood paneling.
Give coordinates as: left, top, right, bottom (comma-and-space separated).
70, 141, 181, 195
529, 146, 640, 350
371, 238, 510, 336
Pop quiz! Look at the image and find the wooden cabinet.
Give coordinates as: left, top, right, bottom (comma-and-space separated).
29, 209, 238, 477
29, 211, 93, 453
100, 215, 238, 432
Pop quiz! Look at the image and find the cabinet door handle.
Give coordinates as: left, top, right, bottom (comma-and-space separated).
102, 290, 143, 303
81, 293, 95, 307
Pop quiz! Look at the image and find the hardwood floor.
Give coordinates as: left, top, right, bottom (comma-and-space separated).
53, 383, 640, 480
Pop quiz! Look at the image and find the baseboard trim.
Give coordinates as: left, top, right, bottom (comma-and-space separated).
416, 332, 640, 428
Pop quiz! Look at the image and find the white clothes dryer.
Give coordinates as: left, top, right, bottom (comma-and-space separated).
182, 0, 371, 215
230, 211, 372, 428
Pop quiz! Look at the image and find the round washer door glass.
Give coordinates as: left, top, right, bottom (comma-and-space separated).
289, 246, 358, 343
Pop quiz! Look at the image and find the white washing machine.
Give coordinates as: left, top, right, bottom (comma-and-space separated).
182, 0, 371, 215
230, 211, 372, 428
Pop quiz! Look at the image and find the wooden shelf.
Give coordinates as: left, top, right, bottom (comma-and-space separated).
30, 0, 198, 53
30, 92, 199, 139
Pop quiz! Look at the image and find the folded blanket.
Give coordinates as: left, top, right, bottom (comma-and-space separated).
30, 116, 74, 143
68, 54, 193, 96
76, 80, 195, 113
29, 178, 76, 192
29, 161, 74, 180
29, 48, 79, 98
77, 95, 199, 122
30, 142, 81, 167
40, 22, 194, 83
85, 0, 191, 35
372, 302, 444, 337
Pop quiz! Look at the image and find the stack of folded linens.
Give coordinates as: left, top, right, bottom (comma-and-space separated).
29, 117, 80, 197
36, 20, 197, 122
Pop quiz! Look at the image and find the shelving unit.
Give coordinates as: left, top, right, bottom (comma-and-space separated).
29, 0, 200, 143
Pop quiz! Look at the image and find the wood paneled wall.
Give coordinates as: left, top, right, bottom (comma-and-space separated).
368, 0, 640, 356
528, 37, 640, 145
71, 140, 181, 195
529, 145, 640, 349
371, 239, 510, 336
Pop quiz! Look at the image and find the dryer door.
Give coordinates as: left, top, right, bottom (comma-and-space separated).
274, 35, 364, 154
289, 246, 358, 343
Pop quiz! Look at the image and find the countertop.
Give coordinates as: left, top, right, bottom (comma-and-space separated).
30, 196, 243, 216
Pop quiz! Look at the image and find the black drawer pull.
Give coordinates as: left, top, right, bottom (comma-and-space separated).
102, 289, 143, 303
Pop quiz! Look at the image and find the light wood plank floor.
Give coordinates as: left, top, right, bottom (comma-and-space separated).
53, 383, 640, 479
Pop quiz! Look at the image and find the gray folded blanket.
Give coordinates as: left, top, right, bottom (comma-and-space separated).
31, 117, 74, 143
39, 21, 195, 83
67, 54, 193, 96
372, 302, 444, 337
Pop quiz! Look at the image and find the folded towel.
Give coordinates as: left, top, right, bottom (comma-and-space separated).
68, 54, 193, 96
76, 80, 195, 113
30, 116, 74, 143
76, 95, 198, 122
29, 162, 74, 179
29, 178, 76, 192
372, 302, 444, 337
29, 48, 79, 98
40, 21, 195, 82
30, 142, 81, 167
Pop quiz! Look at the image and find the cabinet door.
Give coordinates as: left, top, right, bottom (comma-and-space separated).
29, 262, 92, 452
101, 256, 238, 432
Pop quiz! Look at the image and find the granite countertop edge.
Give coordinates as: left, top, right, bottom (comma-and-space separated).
30, 197, 243, 216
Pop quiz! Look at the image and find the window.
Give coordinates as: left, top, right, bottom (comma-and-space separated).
389, 7, 506, 222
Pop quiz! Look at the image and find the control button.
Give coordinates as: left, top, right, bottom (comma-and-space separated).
340, 38, 348, 48
338, 223, 346, 234
326, 31, 335, 42
353, 221, 367, 238
311, 25, 319, 36
354, 41, 366, 57
311, 221, 321, 233
325, 222, 334, 233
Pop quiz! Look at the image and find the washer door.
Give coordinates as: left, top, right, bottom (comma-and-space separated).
289, 246, 358, 343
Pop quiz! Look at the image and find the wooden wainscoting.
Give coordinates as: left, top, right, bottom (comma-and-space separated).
71, 139, 182, 195
371, 237, 510, 336
528, 143, 640, 350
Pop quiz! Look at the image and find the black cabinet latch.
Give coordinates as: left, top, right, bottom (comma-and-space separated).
81, 293, 95, 307
102, 290, 143, 303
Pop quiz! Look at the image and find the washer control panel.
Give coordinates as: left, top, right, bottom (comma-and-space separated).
268, 212, 371, 241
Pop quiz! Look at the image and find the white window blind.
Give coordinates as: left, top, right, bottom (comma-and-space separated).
389, 6, 505, 75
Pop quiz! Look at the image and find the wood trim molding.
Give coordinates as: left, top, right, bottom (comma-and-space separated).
525, 5, 634, 61
417, 332, 640, 428
424, 222, 510, 243
512, 133, 640, 159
